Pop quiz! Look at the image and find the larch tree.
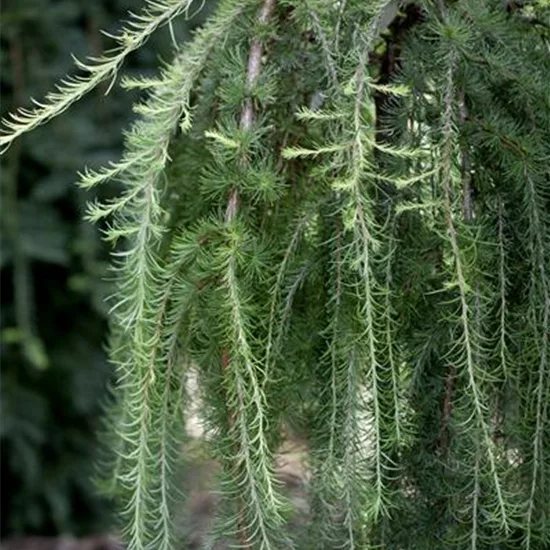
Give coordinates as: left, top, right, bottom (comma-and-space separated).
1, 0, 550, 549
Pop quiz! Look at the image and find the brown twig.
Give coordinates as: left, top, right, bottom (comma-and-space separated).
225, 0, 276, 224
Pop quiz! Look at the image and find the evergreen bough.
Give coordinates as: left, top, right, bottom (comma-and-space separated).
2, 0, 549, 548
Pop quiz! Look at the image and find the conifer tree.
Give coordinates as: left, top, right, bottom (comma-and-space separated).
2, 0, 549, 549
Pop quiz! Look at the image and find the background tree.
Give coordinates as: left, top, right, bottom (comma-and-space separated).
1, 1, 549, 549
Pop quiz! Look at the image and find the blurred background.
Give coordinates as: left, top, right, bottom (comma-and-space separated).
0, 1, 213, 545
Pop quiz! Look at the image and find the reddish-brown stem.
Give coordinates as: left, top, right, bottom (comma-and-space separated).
225, 0, 276, 224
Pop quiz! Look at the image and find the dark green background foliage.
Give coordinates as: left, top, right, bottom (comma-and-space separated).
0, 0, 213, 537
1, 0, 133, 536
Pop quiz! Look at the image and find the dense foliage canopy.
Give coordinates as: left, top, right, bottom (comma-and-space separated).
2, 1, 550, 549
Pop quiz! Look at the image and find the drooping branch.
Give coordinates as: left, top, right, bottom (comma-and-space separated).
220, 2, 281, 549
440, 52, 509, 533
0, 0, 198, 152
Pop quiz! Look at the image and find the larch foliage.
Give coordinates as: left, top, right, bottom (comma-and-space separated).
2, 0, 549, 549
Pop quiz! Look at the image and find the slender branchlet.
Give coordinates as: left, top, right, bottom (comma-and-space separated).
439, 50, 509, 532
523, 172, 550, 549
0, 0, 198, 152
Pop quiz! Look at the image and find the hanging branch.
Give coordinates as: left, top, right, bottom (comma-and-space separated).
440, 88, 471, 453
524, 171, 550, 549
0, 0, 198, 152
439, 52, 509, 533
219, 2, 283, 549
